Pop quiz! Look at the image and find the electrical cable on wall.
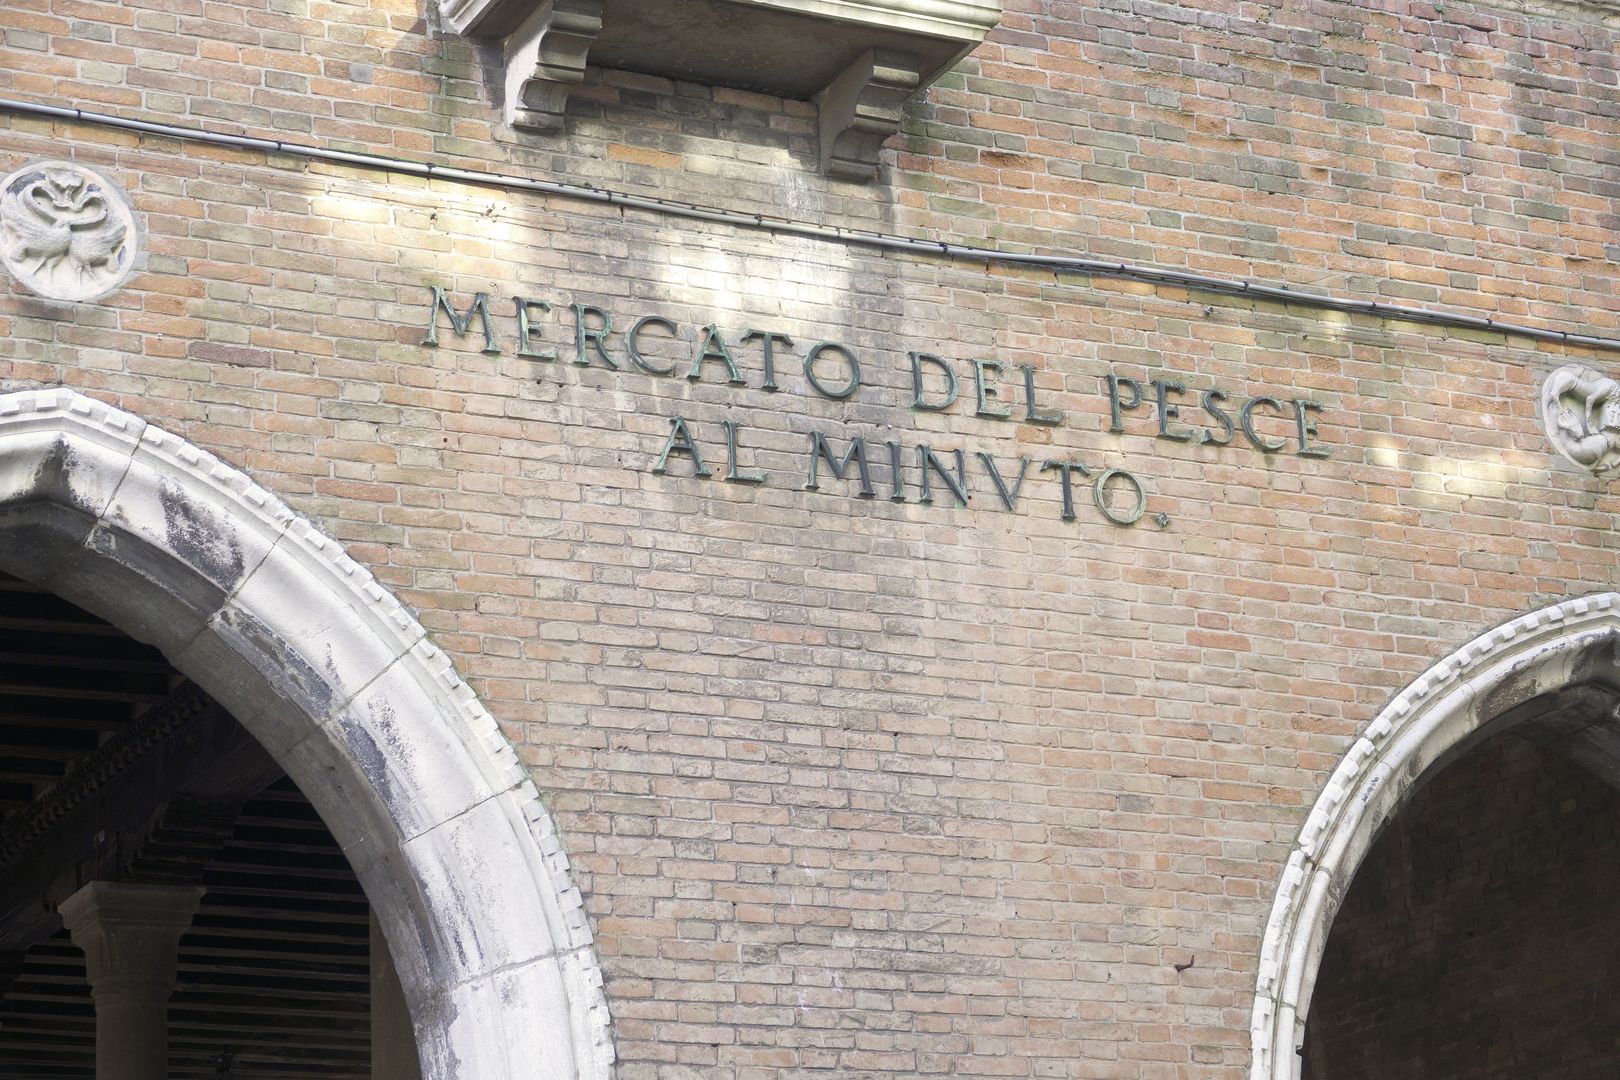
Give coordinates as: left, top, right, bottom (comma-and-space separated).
4, 95, 1620, 354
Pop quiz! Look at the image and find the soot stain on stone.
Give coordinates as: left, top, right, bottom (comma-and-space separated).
218, 606, 335, 720
345, 706, 399, 815
1481, 667, 1540, 721
341, 695, 481, 962
158, 481, 246, 586
29, 437, 81, 504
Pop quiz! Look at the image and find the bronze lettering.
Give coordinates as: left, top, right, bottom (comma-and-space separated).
1040, 460, 1090, 521
1200, 388, 1234, 445
1020, 365, 1064, 426
886, 439, 906, 502
1093, 468, 1146, 526
651, 416, 711, 477
973, 359, 1012, 420
1293, 399, 1329, 457
689, 324, 747, 385
804, 342, 861, 400
422, 287, 499, 354
804, 432, 875, 497
977, 453, 1031, 510
917, 445, 968, 506
1240, 396, 1288, 452
626, 315, 678, 375
909, 352, 958, 412
514, 297, 555, 361
741, 330, 793, 392
722, 420, 766, 484
1108, 374, 1142, 433
572, 304, 619, 369
1153, 379, 1195, 442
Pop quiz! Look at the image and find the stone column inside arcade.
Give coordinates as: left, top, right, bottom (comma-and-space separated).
58, 881, 205, 1080
371, 912, 424, 1080
0, 570, 400, 1076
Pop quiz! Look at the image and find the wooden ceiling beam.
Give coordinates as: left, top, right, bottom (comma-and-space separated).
0, 681, 166, 704
0, 685, 282, 953
0, 615, 128, 637
0, 575, 371, 1077
0, 651, 174, 675
0, 704, 135, 730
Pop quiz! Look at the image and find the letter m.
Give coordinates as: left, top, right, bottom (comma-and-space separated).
422, 287, 499, 354
803, 432, 874, 498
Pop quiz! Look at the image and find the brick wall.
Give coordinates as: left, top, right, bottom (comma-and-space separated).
2, 0, 1618, 326
1303, 732, 1620, 1079
3, 0, 1620, 1076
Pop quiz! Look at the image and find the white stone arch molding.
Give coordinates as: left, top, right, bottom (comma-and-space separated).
0, 388, 613, 1080
1250, 591, 1620, 1080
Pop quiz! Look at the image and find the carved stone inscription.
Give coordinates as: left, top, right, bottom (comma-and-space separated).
0, 161, 137, 302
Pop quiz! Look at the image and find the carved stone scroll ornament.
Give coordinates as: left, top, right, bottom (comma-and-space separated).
817, 49, 924, 182
1540, 364, 1620, 474
504, 0, 604, 132
0, 161, 137, 302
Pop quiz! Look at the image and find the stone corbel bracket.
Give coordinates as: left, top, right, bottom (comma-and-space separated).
817, 48, 923, 181
438, 0, 1001, 178
506, 0, 604, 132
441, 0, 603, 133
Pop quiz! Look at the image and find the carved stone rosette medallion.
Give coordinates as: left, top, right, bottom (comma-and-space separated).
0, 160, 137, 302
1541, 364, 1620, 474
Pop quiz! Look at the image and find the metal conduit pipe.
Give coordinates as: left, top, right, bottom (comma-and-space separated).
6, 95, 1620, 354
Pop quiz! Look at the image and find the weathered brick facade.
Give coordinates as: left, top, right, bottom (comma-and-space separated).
3, 0, 1620, 1075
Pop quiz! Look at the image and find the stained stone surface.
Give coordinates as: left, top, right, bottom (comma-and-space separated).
0, 160, 136, 302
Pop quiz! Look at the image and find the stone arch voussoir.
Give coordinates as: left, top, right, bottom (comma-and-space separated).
1250, 592, 1620, 1080
0, 387, 613, 1080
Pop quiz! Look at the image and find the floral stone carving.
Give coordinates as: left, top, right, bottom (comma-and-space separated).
0, 161, 137, 302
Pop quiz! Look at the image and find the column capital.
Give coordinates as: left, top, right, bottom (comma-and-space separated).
59, 881, 205, 1006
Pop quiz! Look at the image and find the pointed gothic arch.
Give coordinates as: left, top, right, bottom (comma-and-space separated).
0, 387, 613, 1079
1250, 592, 1620, 1080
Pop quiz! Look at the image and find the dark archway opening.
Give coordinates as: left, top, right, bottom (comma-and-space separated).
1302, 721, 1620, 1078
0, 571, 399, 1078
